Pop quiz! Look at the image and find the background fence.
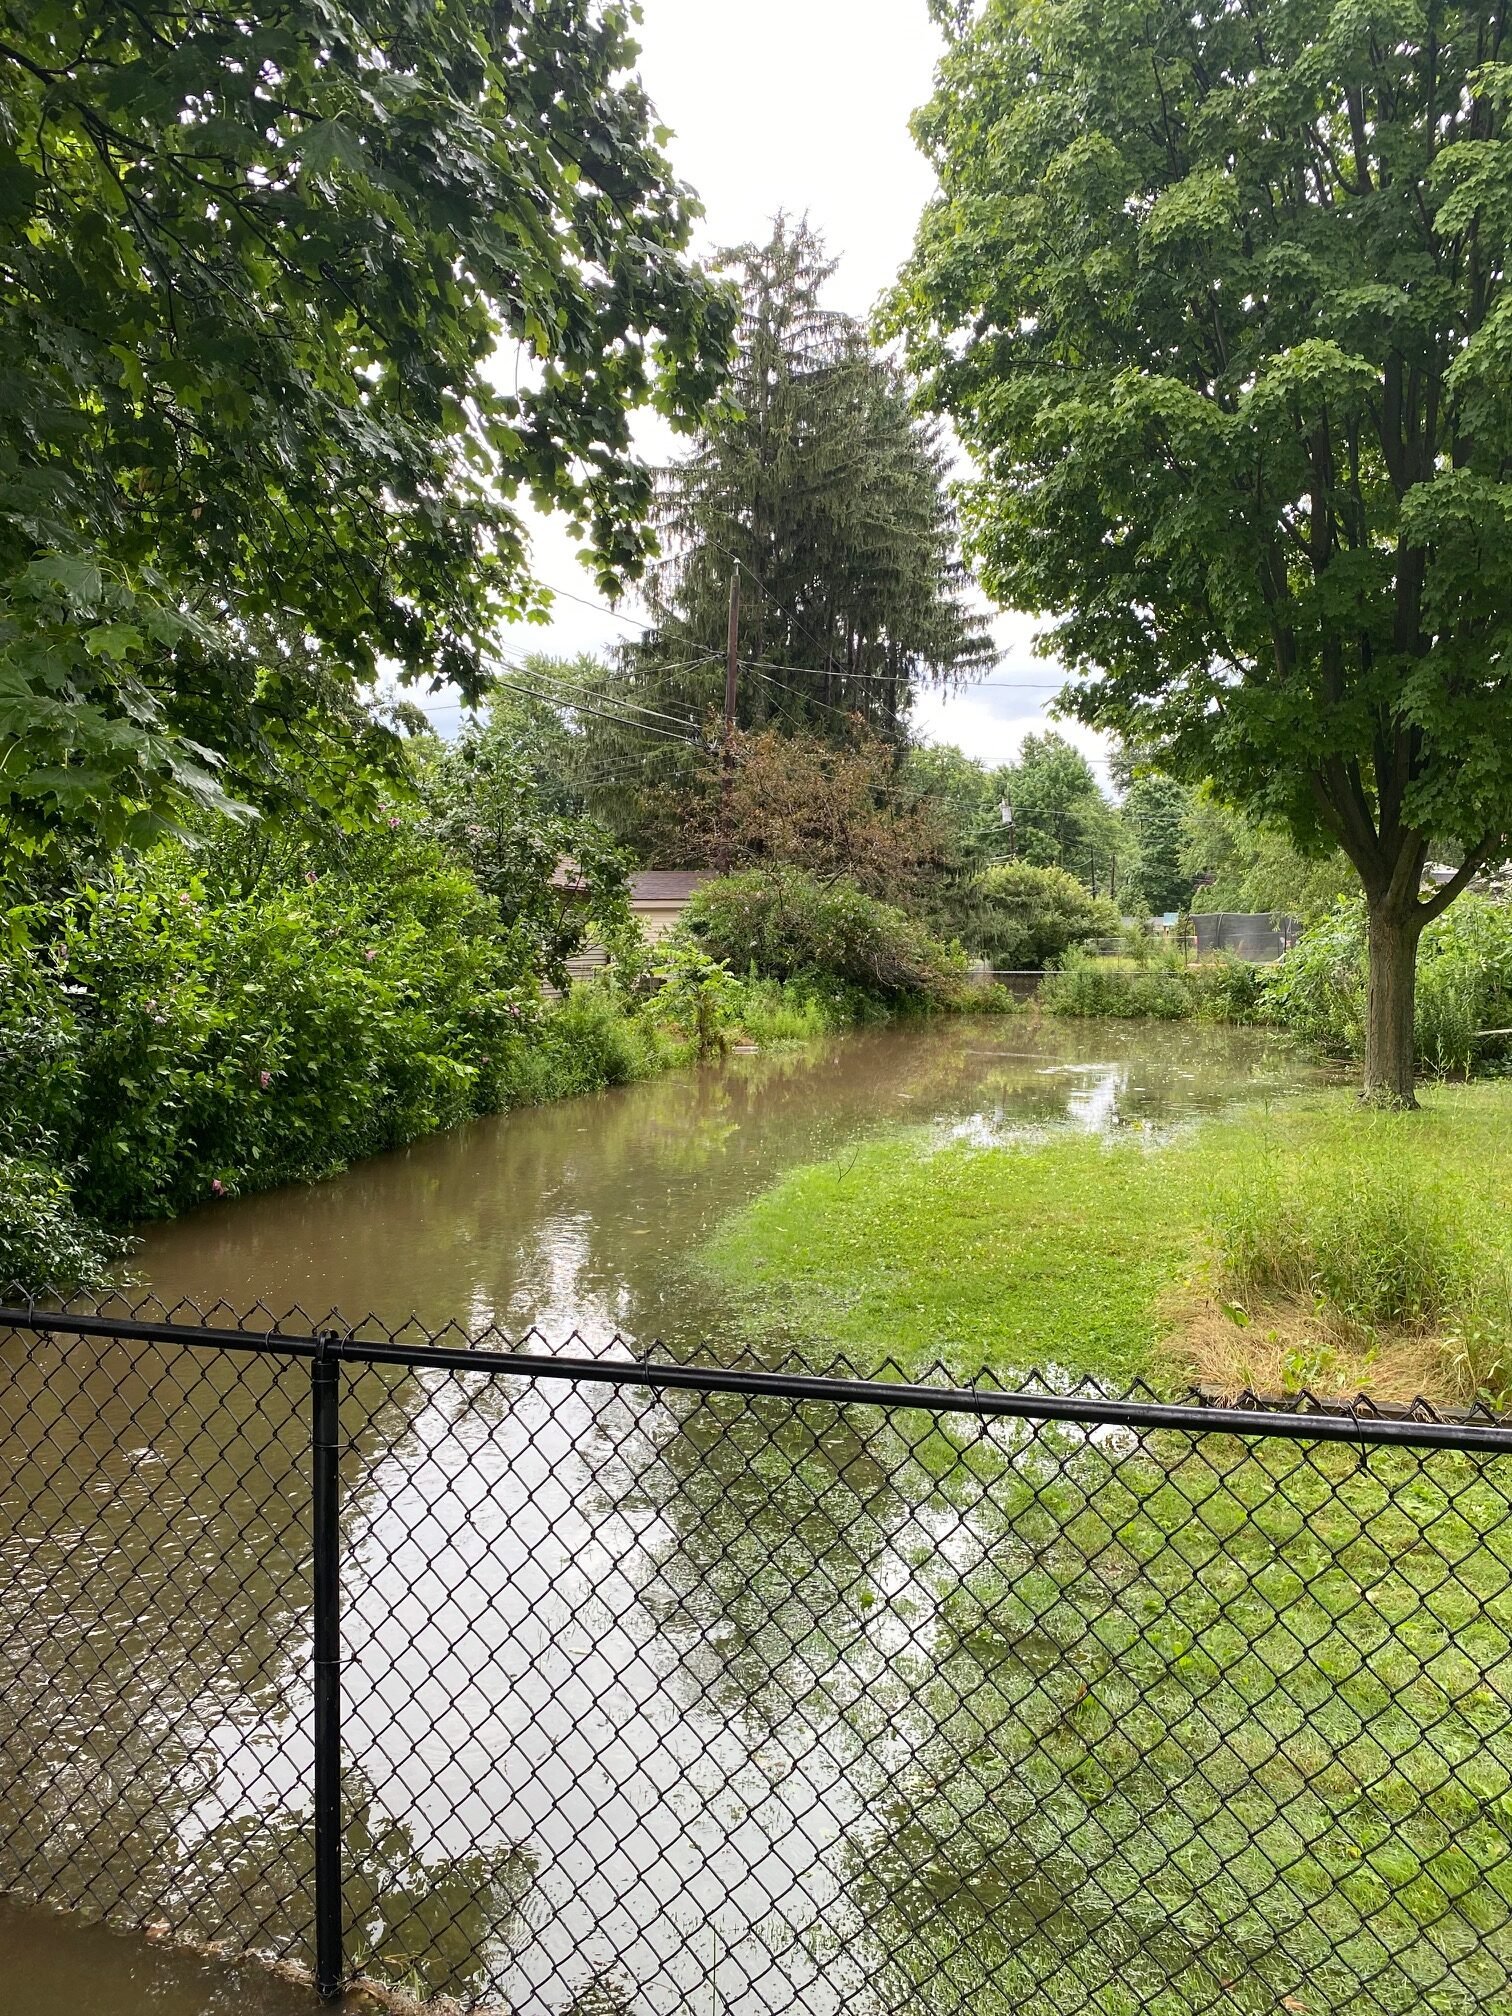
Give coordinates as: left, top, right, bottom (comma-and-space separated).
1190, 912, 1304, 963
3, 1299, 1512, 2015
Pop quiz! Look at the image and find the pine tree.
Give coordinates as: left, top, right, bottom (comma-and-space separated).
623, 217, 994, 746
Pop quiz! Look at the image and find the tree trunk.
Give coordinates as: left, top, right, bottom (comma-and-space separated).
1362, 899, 1424, 1107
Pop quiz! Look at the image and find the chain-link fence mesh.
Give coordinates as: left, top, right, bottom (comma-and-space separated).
3, 1301, 1512, 2015
0, 1316, 314, 1964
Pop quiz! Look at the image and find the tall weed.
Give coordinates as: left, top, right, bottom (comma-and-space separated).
1208, 1124, 1512, 1402
1039, 952, 1190, 1020
1215, 1157, 1469, 1329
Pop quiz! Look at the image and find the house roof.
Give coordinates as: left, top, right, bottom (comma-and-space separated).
628, 870, 716, 904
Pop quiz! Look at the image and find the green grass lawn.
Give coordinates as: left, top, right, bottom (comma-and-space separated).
826, 1417, 1512, 2014
644, 1379, 1512, 2013
701, 1081, 1512, 1398
699, 1079, 1512, 2011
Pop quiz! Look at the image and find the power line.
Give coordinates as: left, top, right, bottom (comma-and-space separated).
492, 672, 705, 748
744, 666, 814, 738
493, 653, 703, 734
746, 662, 858, 730
707, 541, 840, 673
537, 579, 647, 631
412, 661, 706, 739
740, 654, 1065, 691
536, 560, 1064, 694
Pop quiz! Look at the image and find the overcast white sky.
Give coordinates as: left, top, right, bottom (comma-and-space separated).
458, 0, 1108, 781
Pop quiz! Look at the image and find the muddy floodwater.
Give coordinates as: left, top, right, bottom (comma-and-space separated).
134, 1015, 1316, 1337
0, 1019, 1328, 2016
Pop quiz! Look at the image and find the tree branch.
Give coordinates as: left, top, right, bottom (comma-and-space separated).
1418, 840, 1500, 923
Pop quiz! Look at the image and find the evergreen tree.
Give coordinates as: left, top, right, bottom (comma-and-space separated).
620, 217, 994, 754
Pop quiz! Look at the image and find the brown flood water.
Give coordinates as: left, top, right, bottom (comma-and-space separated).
1, 1018, 1324, 2015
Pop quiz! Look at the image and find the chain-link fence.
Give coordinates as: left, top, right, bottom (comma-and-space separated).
3, 1298, 1512, 2015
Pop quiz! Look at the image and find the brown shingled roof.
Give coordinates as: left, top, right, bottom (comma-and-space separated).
628, 870, 716, 904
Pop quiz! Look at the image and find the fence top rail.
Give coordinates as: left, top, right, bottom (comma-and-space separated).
5, 1302, 1512, 1454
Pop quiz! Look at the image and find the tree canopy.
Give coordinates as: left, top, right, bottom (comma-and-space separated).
890, 0, 1512, 1099
1121, 773, 1193, 917
0, 0, 733, 875
999, 732, 1122, 894
1181, 789, 1358, 921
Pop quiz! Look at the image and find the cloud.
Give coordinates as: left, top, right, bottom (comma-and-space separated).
911, 686, 1114, 786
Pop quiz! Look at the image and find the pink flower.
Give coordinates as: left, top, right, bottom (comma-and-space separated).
364, 948, 377, 962
259, 1070, 271, 1089
306, 871, 317, 886
210, 1178, 225, 1197
388, 817, 402, 830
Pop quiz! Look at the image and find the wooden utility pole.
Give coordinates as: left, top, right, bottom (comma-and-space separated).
722, 567, 740, 791
718, 568, 739, 866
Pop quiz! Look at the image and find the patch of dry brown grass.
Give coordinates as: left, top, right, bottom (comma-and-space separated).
1164, 1287, 1450, 1406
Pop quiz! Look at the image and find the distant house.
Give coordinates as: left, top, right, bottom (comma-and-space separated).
549, 859, 592, 902
544, 863, 715, 987
628, 870, 716, 944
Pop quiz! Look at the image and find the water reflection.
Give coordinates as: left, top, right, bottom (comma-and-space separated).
2, 1019, 1334, 2012
336, 1366, 931, 2014
131, 1017, 1322, 1343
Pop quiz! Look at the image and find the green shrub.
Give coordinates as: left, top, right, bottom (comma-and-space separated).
948, 861, 1120, 968
50, 830, 532, 1217
501, 983, 672, 1101
1038, 951, 1192, 1020
1182, 954, 1264, 1023
1263, 894, 1512, 1074
0, 1128, 123, 1294
644, 942, 742, 1059
728, 976, 852, 1045
8, 832, 536, 1222
684, 867, 965, 1005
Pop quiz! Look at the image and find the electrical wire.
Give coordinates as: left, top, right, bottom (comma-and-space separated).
537, 579, 648, 630
492, 671, 706, 747
740, 654, 1065, 691
746, 662, 858, 730
493, 653, 703, 734
413, 660, 707, 739
539, 556, 1063, 694
706, 540, 840, 673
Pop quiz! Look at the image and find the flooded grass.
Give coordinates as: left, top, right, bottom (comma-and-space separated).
837, 1422, 1512, 2014
702, 1079, 1512, 1408
10, 1023, 1509, 2015
689, 1072, 1512, 2007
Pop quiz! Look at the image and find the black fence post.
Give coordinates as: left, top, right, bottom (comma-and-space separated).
311, 1330, 343, 2001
